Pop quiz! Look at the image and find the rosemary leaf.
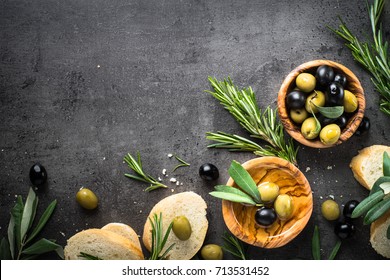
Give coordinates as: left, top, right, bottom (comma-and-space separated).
172, 155, 190, 172
312, 226, 321, 260
222, 232, 248, 260
148, 213, 174, 260
206, 77, 298, 165
78, 252, 102, 260
124, 152, 168, 192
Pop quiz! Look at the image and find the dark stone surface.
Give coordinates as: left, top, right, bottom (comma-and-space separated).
0, 0, 389, 260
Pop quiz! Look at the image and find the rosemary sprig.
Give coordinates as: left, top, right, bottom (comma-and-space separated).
148, 213, 175, 260
328, 0, 390, 116
206, 77, 298, 165
172, 155, 190, 172
221, 232, 249, 260
124, 152, 168, 192
78, 252, 102, 260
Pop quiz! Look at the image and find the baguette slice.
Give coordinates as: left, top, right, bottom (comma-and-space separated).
142, 191, 208, 260
64, 228, 144, 260
102, 222, 142, 253
370, 210, 390, 259
350, 145, 390, 190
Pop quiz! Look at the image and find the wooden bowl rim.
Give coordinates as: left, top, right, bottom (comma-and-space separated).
221, 156, 313, 248
277, 59, 366, 148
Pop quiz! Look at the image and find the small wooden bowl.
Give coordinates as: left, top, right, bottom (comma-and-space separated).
222, 157, 313, 248
277, 60, 365, 148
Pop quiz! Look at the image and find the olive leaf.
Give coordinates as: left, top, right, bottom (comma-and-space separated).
0, 238, 11, 260
22, 238, 62, 256
78, 252, 102, 260
312, 226, 321, 260
9, 196, 24, 256
351, 190, 384, 218
363, 197, 390, 225
20, 188, 38, 242
380, 182, 390, 194
370, 176, 390, 195
387, 224, 390, 239
210, 185, 257, 205
228, 160, 261, 203
328, 240, 342, 260
383, 152, 390, 177
313, 104, 344, 119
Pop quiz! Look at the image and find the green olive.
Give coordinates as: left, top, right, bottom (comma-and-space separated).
305, 91, 325, 114
301, 117, 320, 140
274, 194, 293, 220
76, 188, 98, 210
296, 73, 316, 93
200, 244, 223, 260
257, 182, 280, 203
321, 199, 340, 221
343, 90, 358, 113
320, 124, 341, 145
290, 108, 309, 124
172, 216, 192, 241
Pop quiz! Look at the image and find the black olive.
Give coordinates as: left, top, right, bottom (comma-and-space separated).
334, 73, 347, 87
316, 65, 335, 87
326, 82, 344, 106
199, 163, 219, 181
334, 221, 355, 239
29, 163, 47, 186
343, 200, 360, 220
286, 90, 306, 110
317, 114, 336, 126
355, 116, 370, 136
335, 114, 348, 130
255, 207, 277, 228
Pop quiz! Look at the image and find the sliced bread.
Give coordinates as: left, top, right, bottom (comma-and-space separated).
64, 228, 144, 260
142, 191, 208, 260
370, 210, 390, 259
101, 222, 142, 253
350, 145, 390, 190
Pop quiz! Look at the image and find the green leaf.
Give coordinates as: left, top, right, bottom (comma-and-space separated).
312, 226, 321, 260
370, 176, 390, 195
328, 240, 342, 260
380, 182, 390, 194
0, 237, 11, 260
78, 252, 102, 260
364, 197, 390, 224
9, 196, 24, 256
214, 185, 258, 204
21, 238, 62, 256
222, 232, 248, 260
210, 191, 257, 205
383, 152, 390, 177
26, 200, 57, 244
352, 190, 385, 218
315, 105, 344, 119
387, 224, 390, 239
20, 188, 38, 242
228, 160, 261, 203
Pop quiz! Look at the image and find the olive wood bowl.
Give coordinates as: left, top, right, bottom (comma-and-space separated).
222, 157, 313, 248
277, 60, 365, 148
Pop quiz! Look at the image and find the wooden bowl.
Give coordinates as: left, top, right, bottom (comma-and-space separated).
277, 60, 365, 148
222, 157, 313, 248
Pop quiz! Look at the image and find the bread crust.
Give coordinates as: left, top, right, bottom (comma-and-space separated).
64, 228, 144, 260
142, 191, 208, 260
102, 222, 142, 253
370, 210, 390, 259
350, 145, 390, 190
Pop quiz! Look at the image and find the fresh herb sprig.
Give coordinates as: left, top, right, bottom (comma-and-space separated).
206, 77, 298, 166
78, 252, 102, 260
312, 225, 342, 260
351, 152, 390, 238
148, 213, 175, 260
124, 152, 168, 192
172, 155, 190, 172
222, 232, 249, 260
210, 160, 263, 206
0, 188, 63, 260
328, 0, 390, 116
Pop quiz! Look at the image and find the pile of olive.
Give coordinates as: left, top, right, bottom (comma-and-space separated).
286, 65, 361, 145
254, 182, 293, 228
321, 199, 359, 239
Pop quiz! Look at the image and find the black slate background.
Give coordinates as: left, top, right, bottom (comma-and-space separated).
0, 0, 389, 260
